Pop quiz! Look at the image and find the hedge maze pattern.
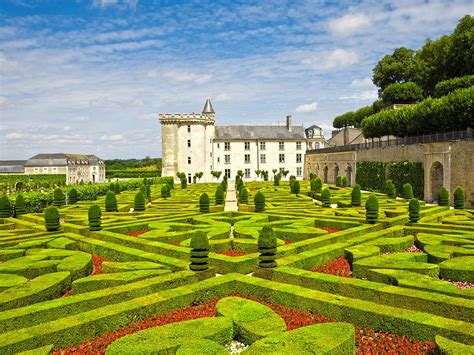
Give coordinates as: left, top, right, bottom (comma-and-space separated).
0, 180, 473, 354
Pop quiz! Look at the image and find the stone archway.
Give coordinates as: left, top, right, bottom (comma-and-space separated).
430, 161, 444, 201
346, 164, 353, 187
323, 166, 328, 184
334, 164, 339, 184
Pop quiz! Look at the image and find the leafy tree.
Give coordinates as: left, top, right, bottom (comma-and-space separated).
15, 194, 27, 217
68, 188, 78, 204
437, 186, 449, 206
88, 204, 102, 231
199, 193, 210, 213
408, 198, 420, 223
434, 75, 474, 97
215, 186, 225, 205
211, 171, 222, 180
189, 231, 209, 271
258, 226, 277, 268
321, 188, 331, 208
381, 82, 423, 104
134, 191, 146, 211
44, 206, 60, 231
194, 172, 204, 182
454, 186, 465, 209
105, 191, 118, 212
372, 47, 416, 94
402, 183, 414, 200
254, 191, 265, 212
0, 195, 12, 218
445, 15, 474, 79
351, 185, 361, 206
365, 194, 379, 224
53, 188, 65, 207
239, 188, 249, 204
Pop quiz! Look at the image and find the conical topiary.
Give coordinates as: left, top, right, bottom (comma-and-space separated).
44, 206, 60, 231
258, 225, 277, 268
88, 204, 102, 231
189, 231, 209, 271
0, 195, 12, 218
181, 176, 187, 189
292, 180, 300, 194
385, 180, 397, 198
402, 183, 414, 200
254, 191, 265, 212
437, 186, 449, 206
145, 184, 151, 201
454, 186, 465, 209
313, 177, 322, 193
336, 176, 342, 187
365, 194, 379, 224
342, 176, 348, 187
15, 194, 27, 216
105, 191, 118, 212
134, 191, 146, 211
408, 198, 420, 223
321, 188, 331, 208
273, 173, 281, 186
351, 185, 361, 206
69, 188, 78, 204
215, 186, 225, 205
199, 193, 210, 213
53, 188, 65, 207
239, 188, 249, 204
114, 182, 121, 195
161, 184, 170, 198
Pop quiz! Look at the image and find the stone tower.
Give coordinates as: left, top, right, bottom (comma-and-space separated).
159, 99, 216, 182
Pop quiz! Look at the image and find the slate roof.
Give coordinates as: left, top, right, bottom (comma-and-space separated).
215, 125, 306, 140
0, 160, 26, 174
24, 153, 103, 167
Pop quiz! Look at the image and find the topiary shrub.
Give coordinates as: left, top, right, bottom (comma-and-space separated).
454, 186, 465, 209
336, 176, 342, 187
145, 184, 151, 201
381, 82, 423, 104
258, 225, 277, 268
199, 193, 210, 213
105, 191, 118, 212
273, 173, 281, 186
342, 176, 348, 187
0, 195, 12, 218
140, 184, 147, 197
235, 176, 243, 191
114, 182, 121, 195
88, 204, 102, 231
254, 191, 265, 212
314, 177, 322, 193
437, 186, 449, 206
220, 178, 227, 191
385, 180, 397, 198
189, 231, 209, 271
15, 194, 27, 217
365, 194, 379, 224
239, 188, 249, 204
180, 176, 187, 189
215, 186, 225, 205
68, 188, 78, 204
321, 188, 331, 208
402, 183, 414, 200
53, 188, 65, 207
351, 185, 361, 206
134, 191, 146, 211
44, 206, 60, 231
291, 180, 300, 194
408, 198, 420, 223
161, 184, 170, 198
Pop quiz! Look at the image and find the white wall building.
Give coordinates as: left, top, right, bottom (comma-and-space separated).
159, 99, 326, 183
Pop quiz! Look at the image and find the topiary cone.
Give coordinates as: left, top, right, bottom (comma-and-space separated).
161, 184, 170, 198
68, 188, 78, 204
15, 194, 27, 216
134, 191, 146, 211
365, 194, 379, 224
454, 186, 465, 209
254, 191, 265, 212
199, 193, 210, 213
437, 186, 449, 206
88, 204, 102, 231
402, 183, 414, 200
44, 206, 60, 231
189, 231, 209, 271
321, 188, 331, 208
0, 195, 12, 218
258, 225, 277, 268
408, 198, 420, 223
351, 185, 361, 206
53, 188, 65, 207
239, 188, 249, 204
105, 191, 118, 212
215, 186, 225, 205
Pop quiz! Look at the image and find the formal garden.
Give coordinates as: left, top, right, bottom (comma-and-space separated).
0, 174, 472, 354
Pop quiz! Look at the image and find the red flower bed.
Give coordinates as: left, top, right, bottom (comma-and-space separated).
284, 240, 293, 245
91, 255, 111, 276
214, 250, 251, 257
321, 227, 339, 233
53, 294, 435, 354
125, 230, 149, 237
311, 256, 352, 277
63, 289, 73, 297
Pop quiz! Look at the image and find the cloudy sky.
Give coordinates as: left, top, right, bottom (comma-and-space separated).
0, 0, 471, 159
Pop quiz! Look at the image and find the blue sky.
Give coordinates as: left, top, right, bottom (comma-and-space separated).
0, 0, 472, 159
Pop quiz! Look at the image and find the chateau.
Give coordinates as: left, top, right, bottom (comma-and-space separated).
159, 99, 326, 183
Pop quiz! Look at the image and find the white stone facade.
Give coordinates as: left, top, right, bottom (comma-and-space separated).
159, 100, 326, 183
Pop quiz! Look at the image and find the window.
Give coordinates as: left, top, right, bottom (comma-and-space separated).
217, 143, 220, 149
188, 173, 192, 184
187, 139, 191, 148
296, 154, 302, 163
225, 169, 231, 178
296, 142, 302, 150
52, 167, 57, 172
188, 157, 191, 164
297, 167, 302, 176
187, 125, 191, 133
217, 157, 220, 163
34, 167, 39, 172
43, 167, 48, 172
279, 154, 285, 163
245, 168, 251, 178
259, 141, 266, 150
279, 142, 285, 150
244, 142, 250, 150
260, 154, 266, 164
244, 154, 251, 164
225, 155, 230, 164
279, 167, 285, 174
224, 142, 231, 151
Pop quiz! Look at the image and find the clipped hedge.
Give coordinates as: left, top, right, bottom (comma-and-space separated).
434, 75, 474, 97
356, 161, 385, 192
44, 206, 60, 231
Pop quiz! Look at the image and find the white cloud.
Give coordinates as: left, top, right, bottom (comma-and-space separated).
302, 49, 359, 70
100, 134, 124, 141
214, 93, 231, 102
339, 90, 378, 102
6, 132, 28, 139
92, 0, 138, 10
328, 13, 371, 36
164, 72, 213, 85
350, 77, 373, 88
295, 102, 318, 113
140, 113, 157, 120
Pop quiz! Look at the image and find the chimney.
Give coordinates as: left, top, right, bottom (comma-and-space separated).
286, 115, 292, 132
